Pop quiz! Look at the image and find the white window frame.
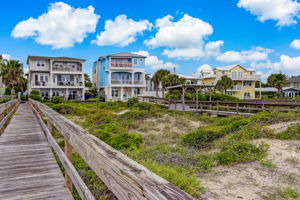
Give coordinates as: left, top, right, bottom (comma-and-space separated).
37, 60, 45, 67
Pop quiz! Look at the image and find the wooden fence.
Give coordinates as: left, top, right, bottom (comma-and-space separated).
29, 99, 194, 200
140, 96, 300, 116
0, 99, 20, 134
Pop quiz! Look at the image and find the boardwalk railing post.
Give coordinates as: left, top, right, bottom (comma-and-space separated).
65, 140, 74, 192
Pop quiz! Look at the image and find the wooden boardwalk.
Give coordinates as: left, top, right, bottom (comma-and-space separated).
0, 103, 73, 200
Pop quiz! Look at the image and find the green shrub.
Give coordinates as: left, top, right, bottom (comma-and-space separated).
119, 109, 152, 120
127, 97, 139, 107
29, 90, 42, 101
249, 111, 299, 124
108, 132, 143, 150
52, 104, 75, 114
215, 141, 268, 165
207, 93, 239, 101
181, 126, 224, 149
276, 187, 300, 199
141, 160, 203, 198
51, 96, 64, 104
4, 88, 11, 95
216, 116, 250, 133
20, 95, 28, 101
276, 123, 300, 140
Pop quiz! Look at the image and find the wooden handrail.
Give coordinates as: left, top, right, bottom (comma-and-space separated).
30, 102, 95, 200
29, 99, 194, 200
0, 99, 20, 134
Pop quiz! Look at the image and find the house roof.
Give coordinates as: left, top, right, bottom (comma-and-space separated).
174, 73, 200, 80
255, 87, 300, 92
215, 64, 255, 72
201, 72, 217, 79
99, 52, 146, 60
27, 56, 85, 64
287, 75, 300, 83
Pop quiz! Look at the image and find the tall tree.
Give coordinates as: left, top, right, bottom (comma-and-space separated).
84, 73, 93, 88
215, 75, 234, 94
162, 74, 186, 88
152, 69, 170, 97
0, 59, 23, 94
267, 73, 287, 94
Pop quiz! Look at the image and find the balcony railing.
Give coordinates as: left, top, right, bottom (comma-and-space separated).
32, 81, 83, 87
111, 80, 144, 85
111, 63, 133, 67
230, 75, 261, 81
57, 81, 83, 86
52, 66, 82, 72
228, 85, 243, 91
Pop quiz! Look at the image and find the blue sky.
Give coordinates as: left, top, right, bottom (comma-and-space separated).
1, 0, 300, 81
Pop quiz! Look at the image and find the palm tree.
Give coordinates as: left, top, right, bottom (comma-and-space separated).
215, 75, 233, 94
267, 73, 287, 94
84, 73, 93, 88
0, 59, 24, 94
162, 74, 186, 88
152, 69, 170, 97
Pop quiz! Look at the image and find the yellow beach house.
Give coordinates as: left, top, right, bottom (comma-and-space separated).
199, 65, 261, 99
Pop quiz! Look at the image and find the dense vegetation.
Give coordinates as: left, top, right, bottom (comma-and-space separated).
45, 99, 300, 199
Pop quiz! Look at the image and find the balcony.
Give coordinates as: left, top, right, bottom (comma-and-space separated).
32, 81, 83, 87
52, 66, 82, 73
111, 80, 144, 85
56, 81, 83, 87
230, 75, 261, 81
111, 63, 133, 68
228, 85, 243, 91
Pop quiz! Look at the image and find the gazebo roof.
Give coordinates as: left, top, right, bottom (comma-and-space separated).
166, 84, 214, 90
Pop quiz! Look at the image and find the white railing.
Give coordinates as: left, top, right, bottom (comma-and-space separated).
111, 80, 144, 85
32, 81, 83, 87
231, 75, 261, 81
228, 85, 243, 91
52, 66, 82, 72
111, 63, 133, 67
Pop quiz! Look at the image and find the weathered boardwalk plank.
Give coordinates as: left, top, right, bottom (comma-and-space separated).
0, 103, 73, 200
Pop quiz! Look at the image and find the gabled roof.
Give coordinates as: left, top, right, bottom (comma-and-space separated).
287, 75, 300, 83
215, 64, 255, 72
27, 56, 85, 64
174, 73, 200, 80
99, 52, 146, 60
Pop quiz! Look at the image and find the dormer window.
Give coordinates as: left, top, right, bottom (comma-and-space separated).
37, 60, 45, 67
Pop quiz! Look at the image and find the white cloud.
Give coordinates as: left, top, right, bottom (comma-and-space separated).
93, 15, 152, 47
197, 64, 212, 74
290, 39, 300, 49
217, 47, 273, 63
12, 2, 100, 48
237, 0, 300, 26
252, 54, 300, 74
133, 51, 177, 70
145, 14, 219, 60
1, 54, 11, 60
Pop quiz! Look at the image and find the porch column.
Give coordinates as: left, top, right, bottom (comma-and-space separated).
66, 89, 69, 100
49, 88, 53, 99
182, 87, 186, 111
196, 88, 199, 112
132, 87, 135, 98
82, 89, 85, 100
121, 87, 124, 101
132, 72, 134, 84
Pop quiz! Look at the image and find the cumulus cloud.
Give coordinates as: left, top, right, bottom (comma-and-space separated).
93, 15, 152, 47
1, 54, 12, 60
133, 51, 177, 70
11, 2, 100, 48
252, 54, 300, 75
217, 47, 273, 63
237, 0, 300, 26
197, 64, 213, 74
145, 14, 221, 60
290, 39, 300, 49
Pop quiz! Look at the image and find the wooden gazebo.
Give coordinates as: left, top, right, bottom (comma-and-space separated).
166, 84, 215, 111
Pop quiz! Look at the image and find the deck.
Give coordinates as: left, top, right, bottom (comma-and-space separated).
0, 103, 73, 200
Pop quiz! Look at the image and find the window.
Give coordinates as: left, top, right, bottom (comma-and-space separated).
45, 76, 48, 82
244, 92, 250, 97
243, 82, 252, 86
40, 76, 44, 81
53, 76, 56, 83
222, 71, 225, 75
250, 72, 253, 75
37, 60, 45, 67
140, 58, 143, 62
134, 58, 137, 64
112, 89, 118, 97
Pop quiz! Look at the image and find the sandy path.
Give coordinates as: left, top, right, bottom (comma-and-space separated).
200, 139, 300, 200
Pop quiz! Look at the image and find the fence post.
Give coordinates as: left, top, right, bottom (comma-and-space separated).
236, 102, 239, 115
65, 140, 74, 192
